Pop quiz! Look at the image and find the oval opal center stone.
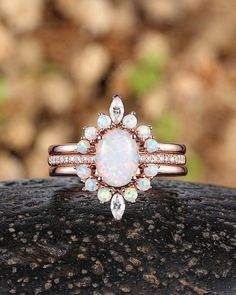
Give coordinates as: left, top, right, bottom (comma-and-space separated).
96, 128, 139, 187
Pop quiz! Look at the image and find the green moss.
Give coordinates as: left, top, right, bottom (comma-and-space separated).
128, 51, 169, 96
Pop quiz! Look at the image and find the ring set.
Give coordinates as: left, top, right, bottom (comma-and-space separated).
48, 95, 187, 220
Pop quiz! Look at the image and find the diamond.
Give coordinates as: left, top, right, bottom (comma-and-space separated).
137, 178, 151, 191
124, 187, 138, 203
69, 156, 76, 163
85, 178, 97, 191
76, 165, 91, 180
123, 114, 137, 129
76, 156, 82, 163
84, 127, 97, 141
145, 138, 158, 153
144, 164, 159, 177
77, 140, 90, 154
139, 154, 146, 163
97, 187, 112, 203
109, 95, 124, 124
110, 193, 125, 221
97, 114, 111, 129
137, 125, 151, 140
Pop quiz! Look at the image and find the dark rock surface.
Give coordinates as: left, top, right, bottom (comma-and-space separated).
0, 177, 235, 295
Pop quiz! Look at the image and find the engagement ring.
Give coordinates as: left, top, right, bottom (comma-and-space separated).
48, 95, 187, 220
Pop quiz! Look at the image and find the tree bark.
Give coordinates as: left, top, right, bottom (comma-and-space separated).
0, 177, 235, 295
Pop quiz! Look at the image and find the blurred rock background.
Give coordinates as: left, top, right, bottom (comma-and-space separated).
0, 0, 235, 187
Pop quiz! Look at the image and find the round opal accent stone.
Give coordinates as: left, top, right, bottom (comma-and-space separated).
84, 127, 97, 141
77, 139, 90, 154
137, 178, 150, 191
96, 128, 139, 187
144, 164, 159, 177
76, 165, 91, 179
123, 114, 137, 129
85, 178, 97, 191
145, 138, 158, 153
137, 125, 151, 140
124, 187, 138, 203
97, 114, 111, 129
97, 187, 112, 203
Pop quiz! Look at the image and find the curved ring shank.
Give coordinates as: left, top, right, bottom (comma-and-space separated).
50, 165, 187, 177
49, 143, 186, 155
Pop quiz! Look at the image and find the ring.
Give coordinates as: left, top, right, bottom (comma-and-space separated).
48, 95, 187, 220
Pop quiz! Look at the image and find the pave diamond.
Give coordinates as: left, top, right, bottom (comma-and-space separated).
48, 153, 185, 166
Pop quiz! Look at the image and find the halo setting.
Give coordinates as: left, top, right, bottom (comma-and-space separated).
76, 95, 162, 220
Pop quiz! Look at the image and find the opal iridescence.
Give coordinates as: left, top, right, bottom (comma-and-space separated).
96, 128, 139, 187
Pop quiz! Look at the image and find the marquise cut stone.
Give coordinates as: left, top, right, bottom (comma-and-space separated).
96, 128, 139, 187
110, 193, 125, 221
109, 95, 124, 124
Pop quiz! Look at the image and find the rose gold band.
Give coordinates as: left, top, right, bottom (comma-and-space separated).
49, 143, 186, 155
49, 165, 187, 177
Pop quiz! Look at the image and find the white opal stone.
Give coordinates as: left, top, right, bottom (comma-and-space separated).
110, 193, 125, 220
145, 138, 158, 153
144, 164, 159, 177
97, 114, 111, 129
97, 187, 112, 203
76, 165, 91, 179
123, 114, 137, 129
137, 125, 151, 140
85, 178, 97, 191
77, 140, 90, 154
137, 178, 151, 191
124, 187, 138, 203
84, 127, 97, 140
96, 128, 139, 187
